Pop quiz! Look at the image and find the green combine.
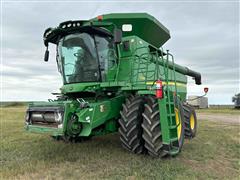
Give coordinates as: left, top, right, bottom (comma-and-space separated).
25, 13, 201, 157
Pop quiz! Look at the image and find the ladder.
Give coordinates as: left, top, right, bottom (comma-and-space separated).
158, 50, 181, 155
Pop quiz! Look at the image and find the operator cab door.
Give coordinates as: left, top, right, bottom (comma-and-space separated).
95, 35, 117, 82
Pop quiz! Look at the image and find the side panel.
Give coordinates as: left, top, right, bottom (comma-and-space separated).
158, 98, 170, 143
75, 95, 125, 136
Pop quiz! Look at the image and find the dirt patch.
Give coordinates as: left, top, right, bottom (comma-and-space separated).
198, 113, 240, 124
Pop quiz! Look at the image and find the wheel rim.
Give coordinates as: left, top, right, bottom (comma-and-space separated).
175, 108, 182, 140
190, 114, 195, 130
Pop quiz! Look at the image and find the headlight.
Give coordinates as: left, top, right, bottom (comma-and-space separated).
54, 111, 63, 123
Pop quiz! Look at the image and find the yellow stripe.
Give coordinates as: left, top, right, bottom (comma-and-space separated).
146, 81, 186, 87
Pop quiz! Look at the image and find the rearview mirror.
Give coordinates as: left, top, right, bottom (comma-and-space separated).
44, 48, 49, 62
113, 28, 122, 44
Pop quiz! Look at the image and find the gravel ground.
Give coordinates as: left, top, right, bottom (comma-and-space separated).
198, 113, 240, 124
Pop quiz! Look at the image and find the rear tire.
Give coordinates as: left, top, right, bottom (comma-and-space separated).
183, 104, 197, 138
141, 95, 167, 157
118, 94, 146, 154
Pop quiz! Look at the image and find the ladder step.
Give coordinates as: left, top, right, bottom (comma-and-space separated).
168, 147, 179, 156
169, 125, 177, 129
167, 113, 175, 117
170, 137, 178, 142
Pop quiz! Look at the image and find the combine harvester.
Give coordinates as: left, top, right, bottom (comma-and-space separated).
232, 93, 240, 109
25, 13, 202, 157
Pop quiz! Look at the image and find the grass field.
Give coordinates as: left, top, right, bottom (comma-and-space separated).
1, 106, 239, 179
196, 108, 240, 115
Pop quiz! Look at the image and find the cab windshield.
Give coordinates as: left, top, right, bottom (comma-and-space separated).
57, 33, 114, 84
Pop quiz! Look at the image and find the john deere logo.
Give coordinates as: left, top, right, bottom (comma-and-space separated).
100, 105, 105, 112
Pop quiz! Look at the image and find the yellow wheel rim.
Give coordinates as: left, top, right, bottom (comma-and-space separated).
190, 114, 195, 130
175, 108, 181, 140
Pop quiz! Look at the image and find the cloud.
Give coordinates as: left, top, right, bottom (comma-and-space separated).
1, 1, 239, 104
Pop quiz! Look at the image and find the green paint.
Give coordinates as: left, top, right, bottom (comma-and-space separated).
26, 13, 201, 156
91, 13, 170, 48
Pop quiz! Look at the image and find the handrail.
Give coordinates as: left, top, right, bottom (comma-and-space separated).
129, 46, 170, 85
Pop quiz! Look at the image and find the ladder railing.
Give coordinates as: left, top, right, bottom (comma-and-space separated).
130, 47, 165, 85
163, 50, 185, 154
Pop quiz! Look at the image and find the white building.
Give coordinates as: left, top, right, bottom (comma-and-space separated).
187, 96, 208, 109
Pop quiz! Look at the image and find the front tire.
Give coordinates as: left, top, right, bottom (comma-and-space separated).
118, 95, 146, 154
183, 104, 197, 138
141, 95, 167, 157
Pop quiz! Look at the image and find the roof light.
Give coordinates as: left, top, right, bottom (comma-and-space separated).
122, 24, 132, 32
97, 15, 103, 21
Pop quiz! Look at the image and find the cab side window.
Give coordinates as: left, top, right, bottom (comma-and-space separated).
95, 35, 116, 78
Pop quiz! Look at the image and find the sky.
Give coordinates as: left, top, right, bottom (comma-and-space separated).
1, 1, 239, 104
